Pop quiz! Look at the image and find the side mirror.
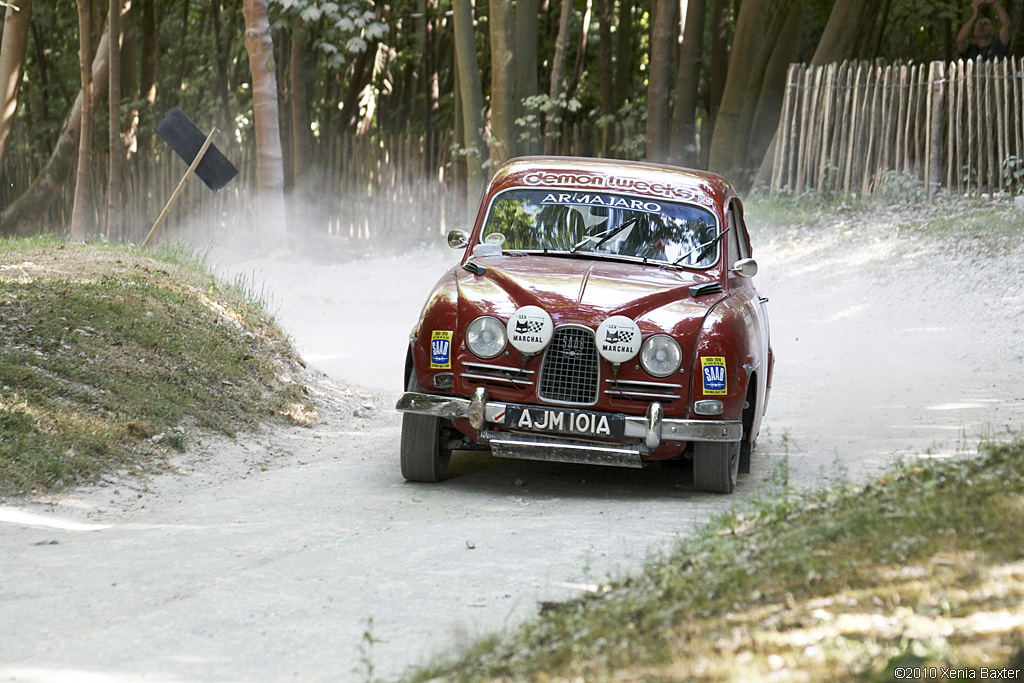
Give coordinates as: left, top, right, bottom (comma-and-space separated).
730, 258, 758, 278
447, 229, 469, 249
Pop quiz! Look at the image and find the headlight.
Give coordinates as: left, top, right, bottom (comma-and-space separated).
466, 316, 507, 359
640, 335, 682, 377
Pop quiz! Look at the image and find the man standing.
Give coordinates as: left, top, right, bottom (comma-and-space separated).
958, 0, 1011, 60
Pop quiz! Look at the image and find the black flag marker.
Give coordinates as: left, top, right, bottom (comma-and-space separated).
155, 107, 238, 192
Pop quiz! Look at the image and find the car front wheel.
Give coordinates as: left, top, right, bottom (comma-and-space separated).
400, 372, 453, 482
693, 440, 740, 494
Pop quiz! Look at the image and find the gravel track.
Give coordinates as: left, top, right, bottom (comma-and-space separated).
1, 208, 1022, 682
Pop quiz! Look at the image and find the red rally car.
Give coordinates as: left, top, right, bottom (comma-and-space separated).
396, 157, 774, 494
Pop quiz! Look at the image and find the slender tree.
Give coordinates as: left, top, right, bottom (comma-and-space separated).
645, 0, 678, 163
289, 19, 311, 187
489, 0, 517, 165
707, 0, 729, 135
669, 0, 705, 167
596, 0, 614, 156
107, 0, 123, 240
242, 0, 287, 243
136, 0, 157, 155
514, 0, 539, 155
71, 0, 93, 240
452, 0, 486, 199
0, 0, 33, 170
613, 0, 635, 112
543, 0, 573, 155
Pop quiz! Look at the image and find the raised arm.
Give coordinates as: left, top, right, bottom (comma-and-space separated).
958, 0, 981, 54
992, 0, 1012, 45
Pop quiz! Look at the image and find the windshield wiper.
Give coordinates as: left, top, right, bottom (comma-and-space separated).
674, 227, 730, 266
570, 216, 639, 253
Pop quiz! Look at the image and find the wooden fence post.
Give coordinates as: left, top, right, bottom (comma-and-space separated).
926, 61, 945, 198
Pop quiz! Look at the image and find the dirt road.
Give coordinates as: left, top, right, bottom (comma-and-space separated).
1, 207, 1022, 682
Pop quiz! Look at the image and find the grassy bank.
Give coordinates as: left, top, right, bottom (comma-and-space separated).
414, 441, 1024, 681
0, 236, 315, 497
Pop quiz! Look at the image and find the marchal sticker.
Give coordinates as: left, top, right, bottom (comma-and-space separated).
701, 356, 727, 395
507, 306, 554, 355
431, 331, 453, 369
595, 316, 642, 364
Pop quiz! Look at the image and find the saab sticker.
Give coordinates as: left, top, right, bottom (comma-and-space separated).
701, 356, 727, 395
430, 331, 453, 369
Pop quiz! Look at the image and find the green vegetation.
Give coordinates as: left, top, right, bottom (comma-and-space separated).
413, 440, 1024, 681
0, 236, 315, 497
747, 188, 1024, 254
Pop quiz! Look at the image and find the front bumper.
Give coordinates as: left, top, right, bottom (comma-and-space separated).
395, 389, 742, 466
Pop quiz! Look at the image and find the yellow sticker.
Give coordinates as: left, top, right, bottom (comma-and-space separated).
430, 331, 453, 369
701, 356, 727, 395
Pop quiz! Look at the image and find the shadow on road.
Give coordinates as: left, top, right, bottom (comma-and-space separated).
425, 450, 731, 502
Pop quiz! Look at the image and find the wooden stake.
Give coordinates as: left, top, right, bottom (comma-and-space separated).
142, 127, 218, 249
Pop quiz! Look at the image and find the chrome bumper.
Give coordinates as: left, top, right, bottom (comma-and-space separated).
395, 390, 742, 450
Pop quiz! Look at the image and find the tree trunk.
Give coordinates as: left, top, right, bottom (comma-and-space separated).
748, 0, 802, 183
212, 0, 234, 135
452, 0, 486, 200
514, 0, 539, 155
733, 5, 789, 165
614, 0, 635, 111
242, 0, 287, 244
543, 0, 573, 155
71, 0, 93, 241
752, 0, 874, 188
0, 29, 110, 236
489, 0, 516, 165
289, 19, 311, 187
565, 0, 592, 99
136, 0, 157, 154
597, 0, 614, 155
646, 0, 678, 163
810, 0, 876, 66
0, 0, 34, 169
107, 0, 123, 241
669, 0, 705, 166
707, 0, 729, 137
707, 0, 772, 176
119, 0, 138, 157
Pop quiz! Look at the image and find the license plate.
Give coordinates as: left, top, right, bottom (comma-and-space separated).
504, 405, 625, 438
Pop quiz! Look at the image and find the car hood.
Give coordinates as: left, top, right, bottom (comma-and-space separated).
455, 255, 723, 330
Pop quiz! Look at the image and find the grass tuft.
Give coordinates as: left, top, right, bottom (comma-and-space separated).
0, 236, 315, 497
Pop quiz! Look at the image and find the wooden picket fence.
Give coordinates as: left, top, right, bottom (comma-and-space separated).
770, 57, 1024, 197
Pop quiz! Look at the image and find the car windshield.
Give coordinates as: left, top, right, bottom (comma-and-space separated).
479, 188, 721, 268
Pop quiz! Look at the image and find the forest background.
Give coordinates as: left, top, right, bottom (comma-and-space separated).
0, 0, 1021, 248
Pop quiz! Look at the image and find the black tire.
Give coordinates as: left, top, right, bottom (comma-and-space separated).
400, 370, 452, 482
693, 440, 740, 494
400, 412, 452, 482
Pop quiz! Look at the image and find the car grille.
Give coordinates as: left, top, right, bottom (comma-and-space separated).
605, 378, 682, 402
460, 362, 535, 390
538, 326, 599, 405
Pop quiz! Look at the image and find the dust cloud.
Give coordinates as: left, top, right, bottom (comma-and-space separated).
175, 193, 1024, 486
